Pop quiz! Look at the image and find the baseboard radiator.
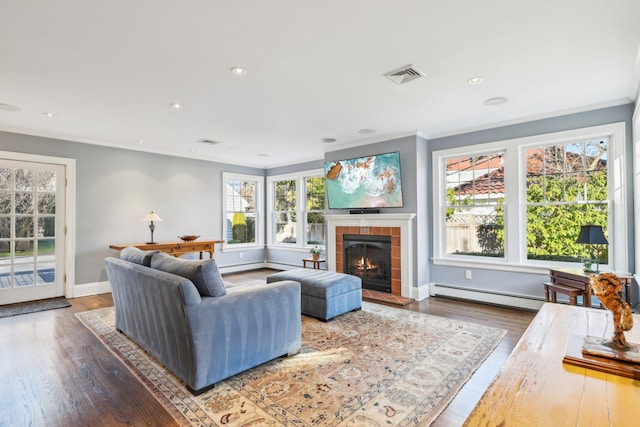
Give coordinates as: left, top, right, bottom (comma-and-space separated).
429, 283, 544, 311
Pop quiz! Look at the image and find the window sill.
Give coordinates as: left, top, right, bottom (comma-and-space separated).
431, 257, 587, 276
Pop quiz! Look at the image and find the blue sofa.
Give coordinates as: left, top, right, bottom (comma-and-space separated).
105, 249, 301, 395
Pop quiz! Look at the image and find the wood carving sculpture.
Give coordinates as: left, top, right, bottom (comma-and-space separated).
589, 272, 634, 349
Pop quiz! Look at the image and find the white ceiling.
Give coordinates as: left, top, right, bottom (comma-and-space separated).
1, 1, 639, 168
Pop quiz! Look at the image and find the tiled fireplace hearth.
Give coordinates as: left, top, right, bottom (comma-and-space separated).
326, 214, 416, 298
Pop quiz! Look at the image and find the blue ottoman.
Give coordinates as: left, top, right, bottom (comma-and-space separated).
267, 269, 362, 321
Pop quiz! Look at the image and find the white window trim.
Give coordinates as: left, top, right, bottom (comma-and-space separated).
267, 168, 324, 251
221, 172, 263, 251
432, 122, 628, 274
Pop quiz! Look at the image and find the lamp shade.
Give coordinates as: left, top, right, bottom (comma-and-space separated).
576, 225, 608, 245
142, 211, 162, 222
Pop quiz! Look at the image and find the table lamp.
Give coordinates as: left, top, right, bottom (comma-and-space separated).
575, 225, 608, 273
142, 211, 162, 244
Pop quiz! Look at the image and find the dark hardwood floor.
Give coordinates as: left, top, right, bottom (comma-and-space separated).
0, 269, 536, 426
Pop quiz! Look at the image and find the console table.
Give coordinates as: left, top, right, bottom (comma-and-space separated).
464, 303, 640, 426
109, 240, 224, 259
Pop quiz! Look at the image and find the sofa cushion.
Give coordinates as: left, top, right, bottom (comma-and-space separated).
120, 246, 160, 267
150, 253, 227, 297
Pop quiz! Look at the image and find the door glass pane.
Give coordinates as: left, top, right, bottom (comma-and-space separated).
0, 192, 10, 214
0, 218, 9, 238
0, 168, 11, 190
15, 169, 34, 191
37, 218, 55, 238
36, 261, 56, 285
38, 194, 56, 214
37, 239, 55, 257
14, 239, 34, 256
37, 170, 56, 192
15, 193, 34, 214
15, 218, 34, 238
13, 260, 35, 288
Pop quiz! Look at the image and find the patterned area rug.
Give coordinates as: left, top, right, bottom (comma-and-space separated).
77, 302, 505, 426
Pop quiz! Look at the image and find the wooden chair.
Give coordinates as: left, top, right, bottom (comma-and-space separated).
543, 282, 584, 306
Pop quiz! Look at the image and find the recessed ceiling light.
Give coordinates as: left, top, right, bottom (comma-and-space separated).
188, 149, 197, 153
136, 140, 144, 144
258, 153, 269, 157
231, 67, 246, 76
483, 97, 508, 106
358, 129, 376, 135
321, 138, 337, 143
42, 112, 56, 118
467, 76, 483, 85
170, 102, 183, 110
0, 103, 22, 112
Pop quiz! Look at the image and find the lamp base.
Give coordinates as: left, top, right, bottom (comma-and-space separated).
145, 242, 158, 245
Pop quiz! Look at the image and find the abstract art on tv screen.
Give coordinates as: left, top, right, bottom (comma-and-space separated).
324, 151, 404, 209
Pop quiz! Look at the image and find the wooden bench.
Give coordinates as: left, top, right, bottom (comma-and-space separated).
543, 282, 585, 306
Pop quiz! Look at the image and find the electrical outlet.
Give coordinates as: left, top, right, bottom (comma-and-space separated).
465, 270, 472, 280
239, 252, 243, 259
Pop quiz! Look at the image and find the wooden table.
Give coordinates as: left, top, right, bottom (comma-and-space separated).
464, 303, 640, 426
549, 268, 633, 307
303, 257, 325, 269
110, 240, 224, 259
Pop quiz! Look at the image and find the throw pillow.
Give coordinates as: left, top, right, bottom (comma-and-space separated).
150, 253, 227, 297
120, 246, 160, 267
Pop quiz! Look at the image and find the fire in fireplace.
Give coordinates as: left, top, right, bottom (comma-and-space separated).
343, 234, 391, 293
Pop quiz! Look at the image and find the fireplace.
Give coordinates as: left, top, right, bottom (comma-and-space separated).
343, 234, 392, 293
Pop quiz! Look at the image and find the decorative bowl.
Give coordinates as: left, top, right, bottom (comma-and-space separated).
178, 235, 200, 242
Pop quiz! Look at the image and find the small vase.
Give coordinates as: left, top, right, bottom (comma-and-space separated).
312, 253, 320, 261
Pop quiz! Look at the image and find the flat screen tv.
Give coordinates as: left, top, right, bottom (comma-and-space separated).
324, 151, 404, 209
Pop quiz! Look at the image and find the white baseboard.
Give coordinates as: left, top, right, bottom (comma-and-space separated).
429, 282, 544, 311
410, 283, 431, 301
72, 281, 112, 298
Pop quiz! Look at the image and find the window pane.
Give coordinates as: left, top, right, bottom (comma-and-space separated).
526, 204, 608, 263
307, 211, 325, 245
306, 177, 325, 209
226, 212, 256, 244
15, 169, 34, 191
0, 217, 9, 238
0, 192, 10, 214
15, 193, 34, 214
275, 212, 296, 243
37, 217, 55, 237
225, 175, 259, 245
445, 153, 504, 257
525, 138, 608, 262
275, 180, 296, 211
38, 194, 56, 214
0, 168, 11, 190
37, 170, 56, 192
16, 217, 34, 238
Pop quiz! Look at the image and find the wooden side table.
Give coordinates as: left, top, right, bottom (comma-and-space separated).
303, 257, 326, 269
548, 268, 633, 307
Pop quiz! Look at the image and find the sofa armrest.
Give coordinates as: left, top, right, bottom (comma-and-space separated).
185, 280, 301, 390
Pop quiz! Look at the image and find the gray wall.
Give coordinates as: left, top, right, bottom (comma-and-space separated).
427, 103, 636, 303
0, 132, 264, 285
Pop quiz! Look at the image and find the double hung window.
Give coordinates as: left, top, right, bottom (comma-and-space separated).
223, 172, 262, 248
433, 123, 627, 273
268, 170, 325, 249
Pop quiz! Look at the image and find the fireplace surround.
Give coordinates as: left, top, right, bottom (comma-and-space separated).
326, 214, 415, 298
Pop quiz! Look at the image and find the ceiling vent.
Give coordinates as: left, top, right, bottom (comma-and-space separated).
196, 138, 221, 146
384, 65, 425, 85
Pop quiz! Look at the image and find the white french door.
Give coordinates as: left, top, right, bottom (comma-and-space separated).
0, 159, 66, 305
